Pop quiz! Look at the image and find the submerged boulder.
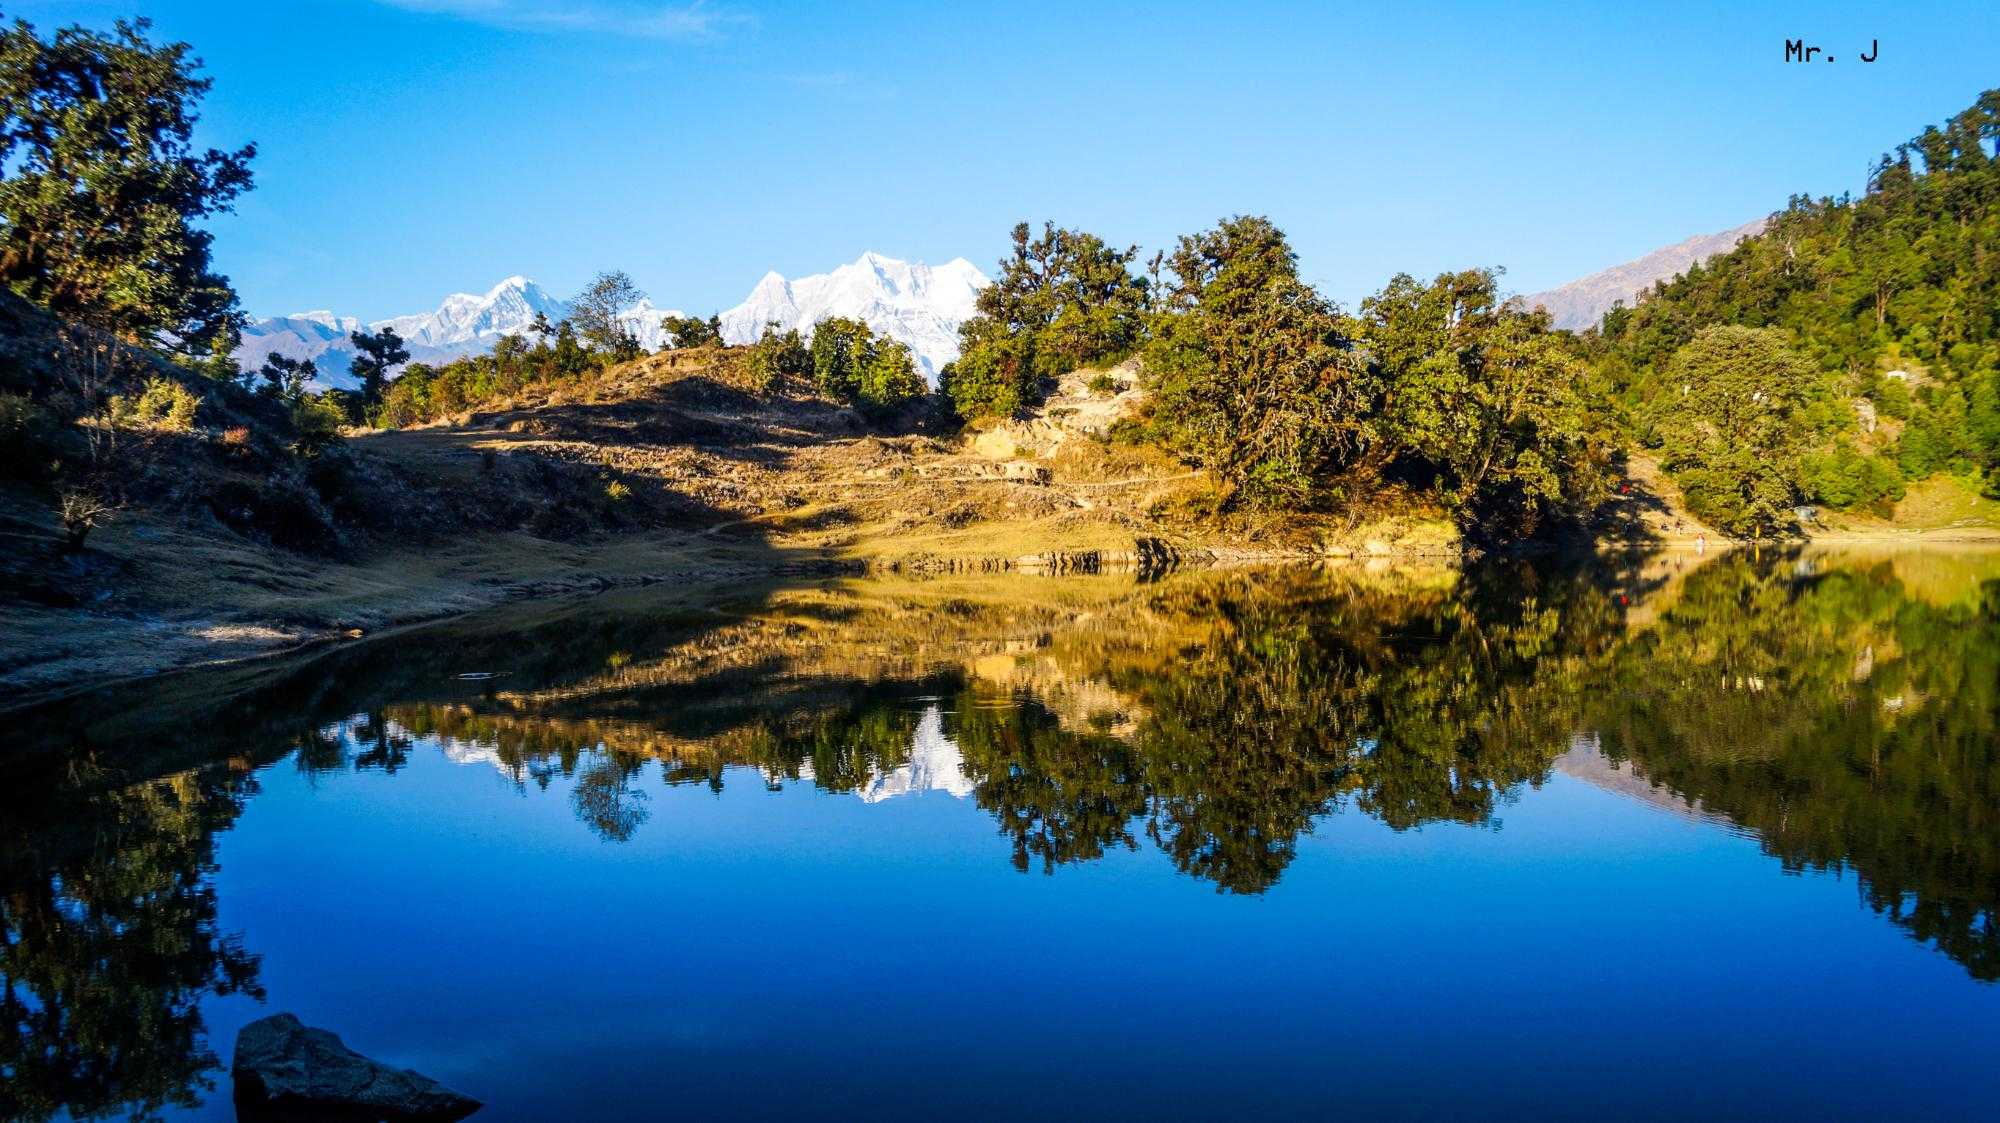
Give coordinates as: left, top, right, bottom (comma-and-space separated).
232, 1012, 481, 1122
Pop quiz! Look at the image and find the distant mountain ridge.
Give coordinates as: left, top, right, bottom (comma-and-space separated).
1522, 218, 1769, 331
237, 252, 990, 391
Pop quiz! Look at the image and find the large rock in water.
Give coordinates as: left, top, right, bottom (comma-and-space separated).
232, 1013, 481, 1122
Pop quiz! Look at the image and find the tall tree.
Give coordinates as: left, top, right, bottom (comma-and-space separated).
1144, 216, 1376, 509
1650, 325, 1827, 535
256, 352, 316, 402
857, 339, 926, 417
347, 326, 409, 412
569, 270, 643, 359
809, 316, 874, 400
0, 15, 255, 352
1361, 269, 1611, 539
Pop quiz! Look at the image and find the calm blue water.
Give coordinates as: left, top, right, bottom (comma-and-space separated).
7, 550, 1999, 1120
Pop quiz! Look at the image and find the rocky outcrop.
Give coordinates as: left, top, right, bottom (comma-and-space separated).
233, 1013, 481, 1122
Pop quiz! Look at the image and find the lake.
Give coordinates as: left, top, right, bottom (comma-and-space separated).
5, 547, 1998, 1121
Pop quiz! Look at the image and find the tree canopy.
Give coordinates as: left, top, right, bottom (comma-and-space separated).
1363, 269, 1611, 539
1144, 216, 1374, 510
0, 15, 254, 352
347, 325, 409, 413
942, 221, 1149, 420
569, 270, 644, 360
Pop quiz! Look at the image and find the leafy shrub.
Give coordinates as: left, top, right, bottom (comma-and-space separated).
290, 395, 348, 457
1801, 443, 1905, 509
105, 376, 200, 431
660, 314, 722, 349
745, 325, 810, 392
940, 326, 1034, 420
856, 341, 927, 417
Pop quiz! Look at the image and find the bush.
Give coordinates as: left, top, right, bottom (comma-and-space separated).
1802, 443, 1905, 509
290, 395, 348, 457
857, 341, 927, 417
57, 488, 114, 551
1087, 373, 1117, 397
745, 326, 810, 392
105, 376, 200, 431
941, 327, 1035, 420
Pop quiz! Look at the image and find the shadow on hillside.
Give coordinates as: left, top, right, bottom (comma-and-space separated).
1585, 452, 1719, 549
465, 374, 873, 469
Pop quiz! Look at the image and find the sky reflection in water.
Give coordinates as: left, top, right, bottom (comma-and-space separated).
6, 547, 1999, 1121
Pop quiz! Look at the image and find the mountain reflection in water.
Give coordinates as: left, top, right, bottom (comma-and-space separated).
4, 546, 1998, 1120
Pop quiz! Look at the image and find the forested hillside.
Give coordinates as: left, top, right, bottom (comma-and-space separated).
1587, 91, 2000, 532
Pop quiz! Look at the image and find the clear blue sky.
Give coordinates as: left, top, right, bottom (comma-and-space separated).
14, 1, 1996, 319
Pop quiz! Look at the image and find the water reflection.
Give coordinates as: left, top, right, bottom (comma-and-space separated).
0, 766, 264, 1122
5, 547, 1999, 1119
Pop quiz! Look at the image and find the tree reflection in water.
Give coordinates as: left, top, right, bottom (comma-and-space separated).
344, 551, 1999, 961
0, 766, 264, 1122
6, 547, 1999, 1119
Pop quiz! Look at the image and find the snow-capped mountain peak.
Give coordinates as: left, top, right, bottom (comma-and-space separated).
375, 276, 566, 350
238, 276, 570, 389
718, 251, 990, 381
238, 252, 991, 392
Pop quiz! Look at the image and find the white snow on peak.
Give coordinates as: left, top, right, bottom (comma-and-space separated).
238, 276, 570, 391
719, 251, 990, 382
374, 275, 566, 351
239, 252, 990, 392
616, 297, 688, 352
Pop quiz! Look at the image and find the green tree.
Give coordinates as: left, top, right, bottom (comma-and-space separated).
347, 325, 409, 415
660, 313, 721, 349
0, 15, 255, 351
1651, 325, 1825, 535
942, 221, 1149, 420
1361, 269, 1612, 539
176, 333, 242, 385
940, 316, 1035, 419
551, 319, 588, 377
1593, 90, 2000, 500
857, 339, 927, 417
744, 322, 810, 391
1144, 215, 1375, 509
809, 316, 874, 400
256, 351, 315, 403
569, 270, 643, 359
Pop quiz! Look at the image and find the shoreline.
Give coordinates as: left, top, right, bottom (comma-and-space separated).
7, 519, 1999, 718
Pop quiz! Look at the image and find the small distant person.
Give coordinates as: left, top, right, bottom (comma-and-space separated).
1696, 533, 1707, 554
